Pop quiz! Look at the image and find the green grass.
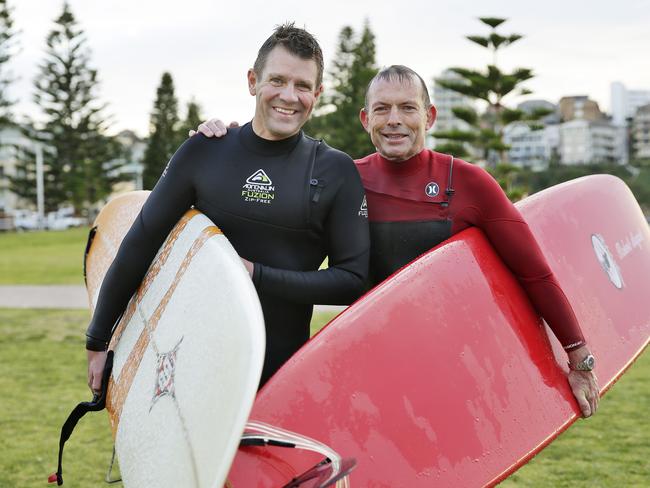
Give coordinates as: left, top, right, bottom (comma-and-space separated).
1, 308, 647, 487
0, 227, 89, 284
0, 308, 110, 487
499, 351, 650, 487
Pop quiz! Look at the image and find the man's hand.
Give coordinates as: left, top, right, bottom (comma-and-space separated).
188, 118, 239, 138
568, 369, 599, 417
87, 349, 108, 397
566, 345, 599, 417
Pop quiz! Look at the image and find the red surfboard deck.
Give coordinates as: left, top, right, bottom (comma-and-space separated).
225, 175, 650, 487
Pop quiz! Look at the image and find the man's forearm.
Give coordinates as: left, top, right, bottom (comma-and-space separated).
253, 263, 367, 305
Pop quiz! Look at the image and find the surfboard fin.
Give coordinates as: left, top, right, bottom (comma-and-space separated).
242, 421, 356, 488
284, 457, 357, 488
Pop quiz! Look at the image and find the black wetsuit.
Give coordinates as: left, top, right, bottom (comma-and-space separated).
87, 123, 370, 384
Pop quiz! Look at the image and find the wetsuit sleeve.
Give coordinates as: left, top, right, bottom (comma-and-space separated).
253, 158, 370, 305
85, 137, 203, 350
456, 167, 586, 351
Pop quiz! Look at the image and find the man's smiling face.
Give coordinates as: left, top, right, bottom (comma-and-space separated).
248, 46, 322, 140
360, 76, 436, 161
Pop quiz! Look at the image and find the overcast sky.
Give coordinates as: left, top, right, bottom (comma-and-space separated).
8, 0, 650, 137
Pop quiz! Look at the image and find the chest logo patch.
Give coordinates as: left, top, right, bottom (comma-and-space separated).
425, 181, 440, 198
242, 169, 275, 204
359, 195, 368, 218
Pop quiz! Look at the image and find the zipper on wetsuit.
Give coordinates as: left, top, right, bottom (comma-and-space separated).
310, 178, 325, 203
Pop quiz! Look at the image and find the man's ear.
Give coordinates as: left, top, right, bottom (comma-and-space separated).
314, 84, 324, 101
426, 105, 437, 130
247, 69, 257, 96
359, 108, 370, 131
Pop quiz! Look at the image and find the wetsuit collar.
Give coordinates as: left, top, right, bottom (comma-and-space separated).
374, 149, 428, 176
240, 122, 303, 156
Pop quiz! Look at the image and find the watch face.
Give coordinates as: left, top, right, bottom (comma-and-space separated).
579, 355, 595, 371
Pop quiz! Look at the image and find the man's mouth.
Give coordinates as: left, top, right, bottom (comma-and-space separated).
382, 133, 407, 141
274, 107, 298, 116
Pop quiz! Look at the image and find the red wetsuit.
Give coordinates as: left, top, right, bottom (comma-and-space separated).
355, 149, 585, 351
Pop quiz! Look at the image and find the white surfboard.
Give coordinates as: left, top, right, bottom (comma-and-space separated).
85, 192, 265, 488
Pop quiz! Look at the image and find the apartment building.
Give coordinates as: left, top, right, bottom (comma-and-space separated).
631, 104, 650, 160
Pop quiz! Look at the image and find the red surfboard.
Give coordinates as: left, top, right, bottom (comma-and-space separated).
225, 175, 650, 487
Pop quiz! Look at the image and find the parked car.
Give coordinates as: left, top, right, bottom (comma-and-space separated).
46, 207, 86, 230
0, 213, 14, 231
12, 209, 41, 231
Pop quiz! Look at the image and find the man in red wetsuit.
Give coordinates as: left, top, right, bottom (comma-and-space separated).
195, 64, 599, 417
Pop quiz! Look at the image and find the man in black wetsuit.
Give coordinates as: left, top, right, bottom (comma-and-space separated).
85, 23, 369, 391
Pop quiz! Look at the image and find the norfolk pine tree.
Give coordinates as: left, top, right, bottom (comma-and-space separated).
178, 98, 203, 141
434, 17, 551, 169
142, 72, 182, 189
11, 2, 123, 213
0, 0, 17, 128
306, 22, 378, 159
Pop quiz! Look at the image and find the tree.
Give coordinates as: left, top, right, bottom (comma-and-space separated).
142, 72, 181, 189
305, 21, 378, 159
433, 17, 550, 167
0, 0, 18, 128
11, 2, 123, 213
178, 98, 203, 141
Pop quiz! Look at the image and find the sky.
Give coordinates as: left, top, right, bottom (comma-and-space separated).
8, 0, 650, 138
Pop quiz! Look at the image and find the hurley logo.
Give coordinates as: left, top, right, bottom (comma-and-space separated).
425, 182, 440, 198
242, 169, 276, 204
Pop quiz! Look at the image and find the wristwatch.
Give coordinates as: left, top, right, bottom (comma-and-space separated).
569, 354, 596, 371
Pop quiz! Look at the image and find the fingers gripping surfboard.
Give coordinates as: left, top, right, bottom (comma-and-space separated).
225, 175, 650, 487
85, 191, 265, 488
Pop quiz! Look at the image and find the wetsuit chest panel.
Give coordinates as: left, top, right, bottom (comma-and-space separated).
195, 149, 314, 231
369, 219, 452, 284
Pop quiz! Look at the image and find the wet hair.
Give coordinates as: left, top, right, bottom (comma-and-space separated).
365, 65, 432, 110
253, 22, 324, 88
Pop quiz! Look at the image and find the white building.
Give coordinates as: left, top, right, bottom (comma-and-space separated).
431, 69, 476, 150
0, 126, 39, 212
504, 122, 560, 170
113, 130, 146, 193
611, 81, 650, 126
560, 119, 628, 165
631, 104, 650, 160
0, 127, 146, 216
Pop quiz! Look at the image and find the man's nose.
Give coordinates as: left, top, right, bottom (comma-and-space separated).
279, 83, 299, 103
387, 106, 401, 125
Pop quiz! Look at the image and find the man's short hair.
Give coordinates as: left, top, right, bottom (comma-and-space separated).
253, 22, 324, 88
365, 65, 432, 110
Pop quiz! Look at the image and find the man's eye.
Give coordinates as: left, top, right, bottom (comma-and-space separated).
270, 78, 283, 86
297, 84, 312, 92
403, 106, 417, 112
374, 106, 388, 113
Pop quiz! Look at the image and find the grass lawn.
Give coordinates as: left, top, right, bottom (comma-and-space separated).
0, 227, 89, 285
1, 308, 647, 487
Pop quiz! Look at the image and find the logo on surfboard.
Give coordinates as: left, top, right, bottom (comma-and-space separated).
151, 337, 183, 410
591, 234, 624, 289
242, 169, 275, 204
425, 182, 440, 198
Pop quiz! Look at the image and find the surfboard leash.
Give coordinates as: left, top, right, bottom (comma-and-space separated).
48, 351, 114, 486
